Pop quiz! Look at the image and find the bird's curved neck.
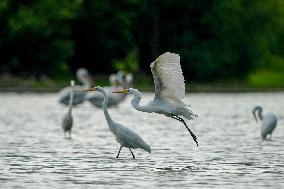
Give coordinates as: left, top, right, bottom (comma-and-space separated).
68, 86, 74, 113
257, 110, 263, 121
101, 89, 115, 129
131, 92, 151, 113
254, 108, 263, 121
83, 80, 92, 89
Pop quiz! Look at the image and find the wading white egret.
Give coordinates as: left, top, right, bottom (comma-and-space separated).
58, 68, 93, 105
86, 72, 133, 108
62, 80, 75, 138
83, 86, 151, 159
252, 106, 277, 140
113, 52, 198, 146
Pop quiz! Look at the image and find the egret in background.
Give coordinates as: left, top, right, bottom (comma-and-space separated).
252, 106, 277, 140
83, 86, 151, 159
62, 80, 75, 138
124, 73, 134, 88
113, 52, 198, 146
86, 72, 133, 108
58, 68, 93, 105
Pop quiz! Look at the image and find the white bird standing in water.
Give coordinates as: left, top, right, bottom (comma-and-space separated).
113, 52, 198, 146
252, 106, 277, 140
83, 86, 151, 159
62, 80, 75, 138
58, 68, 93, 105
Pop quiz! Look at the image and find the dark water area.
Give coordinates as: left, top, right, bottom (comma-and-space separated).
0, 92, 283, 188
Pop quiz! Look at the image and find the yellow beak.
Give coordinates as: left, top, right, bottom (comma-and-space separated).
82, 87, 97, 92
112, 89, 128, 94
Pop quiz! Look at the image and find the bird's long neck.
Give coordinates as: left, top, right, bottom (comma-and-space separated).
83, 80, 92, 89
80, 76, 92, 89
254, 107, 263, 122
101, 89, 115, 130
131, 92, 151, 113
68, 86, 74, 113
257, 110, 263, 121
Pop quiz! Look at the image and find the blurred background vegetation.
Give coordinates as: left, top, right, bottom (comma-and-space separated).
0, 0, 283, 90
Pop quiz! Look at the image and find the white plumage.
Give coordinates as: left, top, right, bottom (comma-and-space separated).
151, 52, 185, 103
86, 86, 124, 107
62, 80, 75, 138
252, 106, 277, 140
83, 86, 151, 159
58, 68, 92, 105
113, 52, 198, 146
86, 72, 133, 108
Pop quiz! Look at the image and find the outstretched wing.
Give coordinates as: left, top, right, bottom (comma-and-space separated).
150, 52, 185, 102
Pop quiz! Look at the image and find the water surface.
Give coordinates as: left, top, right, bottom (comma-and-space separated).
0, 92, 283, 188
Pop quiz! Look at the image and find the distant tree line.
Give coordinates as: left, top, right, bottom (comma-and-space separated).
0, 0, 283, 81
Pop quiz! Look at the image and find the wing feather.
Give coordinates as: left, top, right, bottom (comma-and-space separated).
150, 52, 185, 102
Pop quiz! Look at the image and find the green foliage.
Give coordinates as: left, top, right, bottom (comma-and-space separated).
70, 0, 136, 74
1, 0, 82, 77
248, 55, 284, 88
131, 0, 284, 83
248, 70, 284, 88
0, 0, 8, 13
113, 49, 139, 73
0, 0, 283, 86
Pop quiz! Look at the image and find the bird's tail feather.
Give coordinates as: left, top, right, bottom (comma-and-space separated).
144, 144, 151, 153
178, 107, 198, 120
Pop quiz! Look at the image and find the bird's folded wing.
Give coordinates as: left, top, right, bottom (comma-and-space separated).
150, 52, 185, 102
116, 124, 146, 147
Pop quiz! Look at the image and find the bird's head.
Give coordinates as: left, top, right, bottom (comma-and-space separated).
112, 88, 140, 95
70, 80, 75, 87
252, 106, 263, 122
112, 88, 142, 102
109, 74, 117, 86
124, 73, 134, 88
76, 68, 92, 86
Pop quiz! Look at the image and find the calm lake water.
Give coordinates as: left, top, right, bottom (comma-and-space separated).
0, 92, 283, 188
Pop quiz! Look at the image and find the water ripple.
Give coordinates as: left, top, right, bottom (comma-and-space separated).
0, 92, 283, 188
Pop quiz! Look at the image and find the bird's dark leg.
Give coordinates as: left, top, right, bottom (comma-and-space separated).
116, 146, 123, 158
172, 115, 198, 146
129, 148, 135, 159
69, 131, 72, 139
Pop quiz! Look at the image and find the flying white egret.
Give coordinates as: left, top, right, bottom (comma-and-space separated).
58, 68, 93, 105
83, 86, 151, 159
86, 72, 133, 108
113, 52, 198, 146
252, 106, 277, 140
62, 80, 75, 138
